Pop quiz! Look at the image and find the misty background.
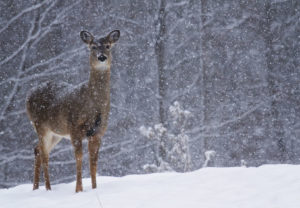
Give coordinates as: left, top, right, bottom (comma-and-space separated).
0, 0, 299, 188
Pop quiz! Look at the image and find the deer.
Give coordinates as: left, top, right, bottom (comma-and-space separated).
26, 30, 120, 192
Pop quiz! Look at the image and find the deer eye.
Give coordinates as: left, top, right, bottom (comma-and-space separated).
91, 46, 97, 50
106, 45, 110, 49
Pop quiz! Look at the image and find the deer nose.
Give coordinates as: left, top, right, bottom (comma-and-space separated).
98, 55, 107, 62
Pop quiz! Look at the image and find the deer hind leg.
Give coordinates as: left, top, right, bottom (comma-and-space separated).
36, 130, 62, 191
88, 136, 101, 189
33, 145, 41, 190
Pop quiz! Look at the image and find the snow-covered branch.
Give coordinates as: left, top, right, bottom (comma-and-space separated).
139, 102, 191, 173
0, 0, 51, 33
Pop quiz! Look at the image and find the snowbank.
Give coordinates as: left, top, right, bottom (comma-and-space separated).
0, 165, 299, 208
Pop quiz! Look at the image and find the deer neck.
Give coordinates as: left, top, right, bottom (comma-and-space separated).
88, 65, 111, 104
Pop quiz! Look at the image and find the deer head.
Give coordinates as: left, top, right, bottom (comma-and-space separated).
80, 30, 120, 71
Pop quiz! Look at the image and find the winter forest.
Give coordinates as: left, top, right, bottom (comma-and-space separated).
0, 0, 299, 188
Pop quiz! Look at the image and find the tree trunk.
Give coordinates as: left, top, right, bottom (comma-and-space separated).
264, 1, 287, 162
155, 0, 167, 126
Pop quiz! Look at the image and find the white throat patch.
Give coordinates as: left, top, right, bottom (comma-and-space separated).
94, 61, 110, 71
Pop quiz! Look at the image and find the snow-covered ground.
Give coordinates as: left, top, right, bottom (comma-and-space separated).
1, 165, 299, 208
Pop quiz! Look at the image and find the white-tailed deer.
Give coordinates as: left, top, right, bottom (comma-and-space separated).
26, 30, 120, 192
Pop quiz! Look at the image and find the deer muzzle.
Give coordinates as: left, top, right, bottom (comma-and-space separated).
98, 55, 107, 62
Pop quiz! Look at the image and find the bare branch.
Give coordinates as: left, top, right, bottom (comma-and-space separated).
0, 0, 50, 34
24, 46, 84, 75
187, 101, 265, 136
0, 18, 36, 120
106, 13, 146, 28
31, 0, 82, 47
165, 1, 188, 10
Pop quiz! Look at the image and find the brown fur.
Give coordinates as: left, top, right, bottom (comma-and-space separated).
26, 30, 120, 192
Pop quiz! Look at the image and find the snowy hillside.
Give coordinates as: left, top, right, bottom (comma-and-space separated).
1, 165, 299, 208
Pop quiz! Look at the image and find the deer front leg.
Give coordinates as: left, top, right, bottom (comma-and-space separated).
72, 139, 83, 192
88, 136, 101, 189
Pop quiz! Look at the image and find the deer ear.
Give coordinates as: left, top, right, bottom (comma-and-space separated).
80, 31, 94, 44
107, 30, 120, 43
